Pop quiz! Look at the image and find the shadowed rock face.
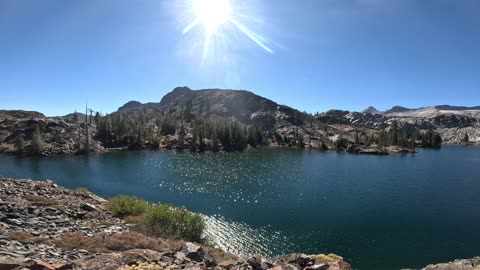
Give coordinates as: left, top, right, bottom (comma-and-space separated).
119, 87, 287, 125
362, 106, 380, 115
383, 106, 412, 114
117, 101, 144, 114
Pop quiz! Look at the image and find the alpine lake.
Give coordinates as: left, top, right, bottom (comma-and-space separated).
1, 145, 479, 270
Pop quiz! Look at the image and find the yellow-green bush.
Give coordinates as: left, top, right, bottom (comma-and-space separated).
139, 204, 205, 243
74, 187, 89, 193
107, 195, 149, 217
309, 253, 343, 263
107, 195, 205, 243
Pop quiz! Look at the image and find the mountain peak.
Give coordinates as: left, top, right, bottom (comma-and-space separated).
383, 106, 411, 114
362, 106, 380, 115
118, 100, 143, 112
160, 86, 193, 105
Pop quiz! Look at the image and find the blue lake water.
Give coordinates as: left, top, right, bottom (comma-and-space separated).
1, 145, 479, 270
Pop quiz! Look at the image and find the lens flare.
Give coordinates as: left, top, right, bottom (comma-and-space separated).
193, 0, 232, 35
181, 0, 274, 62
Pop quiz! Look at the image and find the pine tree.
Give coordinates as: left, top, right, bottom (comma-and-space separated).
183, 99, 193, 122
463, 132, 469, 144
77, 125, 82, 152
15, 135, 25, 154
85, 105, 90, 152
73, 110, 78, 122
31, 124, 43, 155
177, 122, 186, 146
205, 100, 211, 118
94, 112, 101, 125
391, 120, 398, 146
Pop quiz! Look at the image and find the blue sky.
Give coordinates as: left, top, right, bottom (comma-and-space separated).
1, 0, 479, 116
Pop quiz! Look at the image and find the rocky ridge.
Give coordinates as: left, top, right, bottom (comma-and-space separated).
317, 109, 480, 144
92, 88, 480, 145
0, 110, 103, 156
1, 88, 480, 157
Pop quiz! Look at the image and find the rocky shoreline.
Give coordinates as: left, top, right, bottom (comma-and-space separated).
0, 177, 353, 270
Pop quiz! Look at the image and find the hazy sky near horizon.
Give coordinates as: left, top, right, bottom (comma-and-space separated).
1, 0, 479, 116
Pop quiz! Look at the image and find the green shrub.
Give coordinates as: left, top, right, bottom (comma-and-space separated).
139, 204, 205, 243
107, 195, 205, 243
108, 195, 149, 217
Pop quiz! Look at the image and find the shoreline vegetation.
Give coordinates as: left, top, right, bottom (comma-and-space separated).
3, 87, 478, 157
0, 109, 444, 157
6, 86, 477, 158
0, 177, 478, 270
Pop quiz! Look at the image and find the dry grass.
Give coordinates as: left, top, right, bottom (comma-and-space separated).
23, 194, 59, 206
31, 237, 51, 245
124, 215, 142, 224
54, 232, 106, 253
8, 231, 33, 242
104, 232, 175, 252
54, 232, 183, 254
74, 187, 89, 193
7, 230, 51, 245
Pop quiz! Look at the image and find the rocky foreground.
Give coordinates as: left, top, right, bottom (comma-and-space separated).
0, 177, 478, 270
0, 178, 353, 270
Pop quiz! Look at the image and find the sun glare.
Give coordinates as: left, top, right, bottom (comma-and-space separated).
181, 0, 273, 61
193, 0, 232, 35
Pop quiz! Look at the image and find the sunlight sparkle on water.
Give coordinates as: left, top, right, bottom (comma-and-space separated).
202, 214, 308, 259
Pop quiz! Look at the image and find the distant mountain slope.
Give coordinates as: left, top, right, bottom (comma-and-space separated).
60, 112, 88, 121
381, 105, 480, 118
434, 105, 480, 111
362, 106, 380, 115
116, 87, 303, 130
114, 88, 480, 144
382, 106, 413, 115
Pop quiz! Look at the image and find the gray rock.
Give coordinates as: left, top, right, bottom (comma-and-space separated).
80, 203, 96, 211
181, 242, 206, 262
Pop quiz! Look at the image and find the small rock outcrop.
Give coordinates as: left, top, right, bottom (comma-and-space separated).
419, 257, 480, 270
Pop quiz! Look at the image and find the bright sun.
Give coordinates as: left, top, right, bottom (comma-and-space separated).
182, 0, 273, 59
192, 0, 232, 35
